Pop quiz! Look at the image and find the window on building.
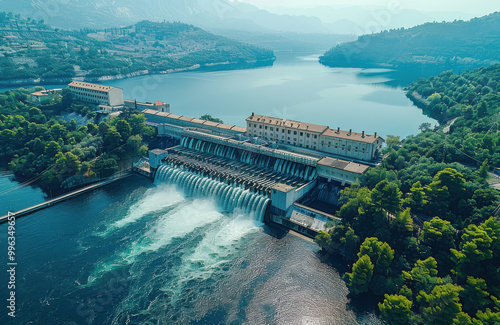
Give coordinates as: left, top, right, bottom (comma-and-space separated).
328, 142, 331, 147
288, 130, 291, 134
294, 138, 297, 141
300, 132, 303, 136
294, 131, 297, 135
265, 126, 268, 130
259, 125, 262, 129
288, 137, 290, 140
314, 135, 318, 139
270, 127, 273, 131
307, 134, 310, 138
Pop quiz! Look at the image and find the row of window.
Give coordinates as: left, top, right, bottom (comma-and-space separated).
249, 124, 318, 138
71, 86, 107, 95
74, 92, 108, 100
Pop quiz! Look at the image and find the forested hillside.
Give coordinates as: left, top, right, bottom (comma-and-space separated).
0, 88, 156, 191
316, 65, 500, 324
319, 12, 500, 72
0, 13, 274, 83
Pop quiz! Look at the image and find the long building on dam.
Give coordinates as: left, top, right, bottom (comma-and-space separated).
139, 108, 385, 238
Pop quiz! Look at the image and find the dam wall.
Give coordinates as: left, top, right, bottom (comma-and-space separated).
143, 112, 375, 238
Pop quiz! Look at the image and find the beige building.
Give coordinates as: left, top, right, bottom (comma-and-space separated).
246, 113, 384, 162
68, 81, 124, 107
246, 113, 327, 150
143, 109, 246, 136
319, 128, 384, 161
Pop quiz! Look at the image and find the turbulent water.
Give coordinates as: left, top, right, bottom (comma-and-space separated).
0, 172, 382, 324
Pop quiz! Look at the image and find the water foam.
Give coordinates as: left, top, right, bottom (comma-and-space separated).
166, 210, 263, 296
102, 186, 185, 236
85, 198, 223, 286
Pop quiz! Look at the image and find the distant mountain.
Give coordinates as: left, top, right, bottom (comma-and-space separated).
0, 0, 330, 34
319, 12, 500, 72
265, 5, 474, 35
0, 14, 275, 85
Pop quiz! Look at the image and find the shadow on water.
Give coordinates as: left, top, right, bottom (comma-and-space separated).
356, 65, 452, 88
316, 249, 382, 319
262, 223, 289, 239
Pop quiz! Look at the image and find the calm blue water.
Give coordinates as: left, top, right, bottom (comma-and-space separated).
0, 172, 382, 324
0, 53, 432, 323
1, 53, 435, 138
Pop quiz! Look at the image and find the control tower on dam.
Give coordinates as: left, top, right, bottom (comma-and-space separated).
141, 109, 383, 238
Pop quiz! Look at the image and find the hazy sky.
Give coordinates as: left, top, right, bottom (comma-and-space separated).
235, 0, 499, 16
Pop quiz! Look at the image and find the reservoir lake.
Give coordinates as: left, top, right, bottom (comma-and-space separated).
0, 53, 434, 324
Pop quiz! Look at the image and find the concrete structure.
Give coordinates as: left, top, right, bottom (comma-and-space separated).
149, 149, 169, 171
316, 157, 370, 185
124, 99, 170, 113
68, 81, 124, 107
30, 89, 62, 106
143, 109, 246, 137
246, 113, 384, 162
319, 128, 384, 162
141, 109, 379, 238
246, 113, 327, 150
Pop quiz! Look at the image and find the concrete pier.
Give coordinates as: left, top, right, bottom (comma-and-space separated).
0, 173, 132, 223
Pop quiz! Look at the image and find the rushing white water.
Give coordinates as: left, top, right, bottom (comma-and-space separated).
155, 164, 270, 222
86, 163, 271, 286
168, 210, 263, 296
86, 198, 223, 285
101, 185, 184, 236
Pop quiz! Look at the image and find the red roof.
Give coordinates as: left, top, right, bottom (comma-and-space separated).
154, 100, 165, 106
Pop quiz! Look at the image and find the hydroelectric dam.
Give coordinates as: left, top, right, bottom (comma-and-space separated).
135, 109, 384, 238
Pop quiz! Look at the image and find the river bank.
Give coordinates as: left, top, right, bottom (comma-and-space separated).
0, 59, 275, 88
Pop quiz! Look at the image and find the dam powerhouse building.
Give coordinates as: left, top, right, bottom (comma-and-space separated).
139, 109, 384, 238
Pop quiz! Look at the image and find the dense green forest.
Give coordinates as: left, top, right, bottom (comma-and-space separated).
0, 12, 275, 82
316, 65, 500, 324
0, 87, 156, 191
319, 12, 500, 71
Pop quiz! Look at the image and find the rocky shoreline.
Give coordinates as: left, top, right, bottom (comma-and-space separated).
0, 59, 275, 88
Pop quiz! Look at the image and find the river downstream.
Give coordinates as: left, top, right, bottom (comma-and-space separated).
0, 52, 433, 324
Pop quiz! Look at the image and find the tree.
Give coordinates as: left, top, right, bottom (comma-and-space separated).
345, 255, 374, 295
103, 127, 122, 150
476, 309, 500, 324
419, 122, 432, 133
403, 257, 440, 294
116, 119, 131, 140
405, 181, 428, 213
386, 135, 401, 149
461, 277, 490, 313
62, 152, 81, 175
98, 121, 110, 136
200, 114, 223, 123
44, 140, 61, 158
420, 217, 456, 273
417, 283, 464, 325
126, 135, 142, 155
370, 180, 402, 214
50, 123, 67, 140
479, 159, 489, 180
379, 294, 413, 325
128, 114, 146, 134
